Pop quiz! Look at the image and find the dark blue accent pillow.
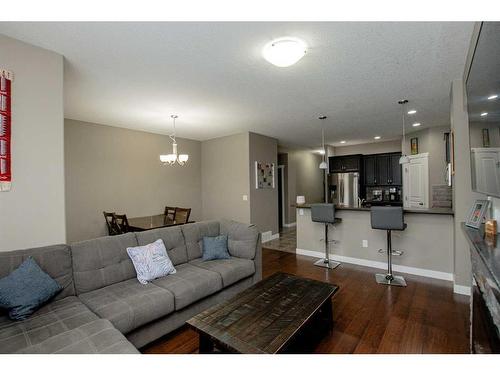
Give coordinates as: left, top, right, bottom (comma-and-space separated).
0, 257, 62, 320
202, 235, 230, 261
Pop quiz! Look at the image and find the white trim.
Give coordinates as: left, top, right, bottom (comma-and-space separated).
283, 222, 296, 228
296, 248, 454, 282
453, 284, 471, 296
261, 231, 280, 243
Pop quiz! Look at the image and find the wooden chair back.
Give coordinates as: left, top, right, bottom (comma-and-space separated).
103, 211, 122, 235
164, 206, 177, 221
174, 207, 191, 224
115, 214, 131, 233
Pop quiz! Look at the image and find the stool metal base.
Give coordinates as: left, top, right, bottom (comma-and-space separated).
314, 258, 340, 269
375, 273, 407, 287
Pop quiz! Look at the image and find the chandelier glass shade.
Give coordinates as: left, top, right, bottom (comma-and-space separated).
160, 115, 189, 166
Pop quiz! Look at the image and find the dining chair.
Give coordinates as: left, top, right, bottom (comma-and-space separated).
103, 211, 122, 235
115, 214, 131, 233
174, 207, 191, 224
164, 206, 177, 221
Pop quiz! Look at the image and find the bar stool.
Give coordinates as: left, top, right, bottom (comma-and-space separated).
311, 203, 342, 269
370, 206, 407, 287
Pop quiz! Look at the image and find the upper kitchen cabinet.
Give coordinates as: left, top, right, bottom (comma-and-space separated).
329, 155, 361, 173
363, 152, 402, 186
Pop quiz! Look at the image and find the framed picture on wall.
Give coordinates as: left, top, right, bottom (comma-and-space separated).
255, 161, 275, 189
410, 137, 418, 155
465, 199, 490, 229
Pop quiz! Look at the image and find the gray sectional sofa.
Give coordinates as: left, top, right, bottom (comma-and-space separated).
0, 220, 262, 354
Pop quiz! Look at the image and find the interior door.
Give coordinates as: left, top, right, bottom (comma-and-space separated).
471, 148, 500, 196
403, 154, 429, 209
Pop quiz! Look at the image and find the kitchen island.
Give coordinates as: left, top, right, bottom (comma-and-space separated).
296, 204, 455, 283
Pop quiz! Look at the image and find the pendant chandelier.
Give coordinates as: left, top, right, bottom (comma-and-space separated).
318, 116, 328, 169
398, 99, 410, 165
160, 115, 189, 166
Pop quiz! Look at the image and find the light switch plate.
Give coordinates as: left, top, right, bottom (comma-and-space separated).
362, 240, 368, 248
242, 195, 248, 201
299, 209, 304, 216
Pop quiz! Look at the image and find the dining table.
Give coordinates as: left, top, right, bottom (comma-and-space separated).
127, 214, 194, 231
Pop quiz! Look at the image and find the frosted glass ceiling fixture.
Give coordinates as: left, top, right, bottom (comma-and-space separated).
399, 99, 410, 165
262, 37, 307, 67
160, 115, 189, 166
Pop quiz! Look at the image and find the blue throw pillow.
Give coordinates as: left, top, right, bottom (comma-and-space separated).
0, 257, 62, 320
202, 235, 230, 261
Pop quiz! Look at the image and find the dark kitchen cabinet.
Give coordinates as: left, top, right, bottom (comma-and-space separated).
329, 155, 361, 173
362, 152, 402, 186
363, 156, 377, 185
389, 154, 402, 185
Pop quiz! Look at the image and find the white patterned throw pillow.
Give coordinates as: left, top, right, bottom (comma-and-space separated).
126, 239, 176, 284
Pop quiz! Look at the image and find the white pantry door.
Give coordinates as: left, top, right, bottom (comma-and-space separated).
403, 153, 429, 209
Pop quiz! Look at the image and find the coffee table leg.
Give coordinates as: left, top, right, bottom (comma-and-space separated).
321, 298, 334, 332
199, 332, 215, 354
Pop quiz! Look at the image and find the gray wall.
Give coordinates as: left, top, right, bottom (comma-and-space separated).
0, 35, 65, 251
451, 79, 481, 288
201, 133, 250, 224
249, 132, 278, 235
65, 119, 202, 242
279, 147, 323, 224
333, 139, 401, 156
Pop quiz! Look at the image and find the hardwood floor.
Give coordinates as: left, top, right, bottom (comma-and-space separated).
143, 248, 470, 354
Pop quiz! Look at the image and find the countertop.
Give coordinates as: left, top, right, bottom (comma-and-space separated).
462, 223, 500, 289
295, 203, 454, 215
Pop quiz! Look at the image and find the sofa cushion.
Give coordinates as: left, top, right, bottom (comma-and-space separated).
220, 220, 259, 260
0, 244, 75, 301
79, 278, 175, 334
0, 257, 62, 320
189, 257, 255, 288
127, 239, 176, 285
71, 233, 138, 294
182, 221, 220, 261
135, 226, 188, 265
17, 319, 139, 354
0, 296, 99, 353
202, 235, 230, 261
152, 263, 222, 310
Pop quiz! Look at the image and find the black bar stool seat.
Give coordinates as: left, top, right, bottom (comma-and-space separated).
370, 206, 407, 287
311, 203, 341, 270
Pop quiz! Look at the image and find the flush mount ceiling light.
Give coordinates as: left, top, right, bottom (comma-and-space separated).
481, 112, 488, 117
487, 95, 498, 100
374, 136, 381, 140
159, 115, 189, 166
407, 109, 417, 115
262, 37, 307, 67
412, 122, 421, 127
340, 140, 347, 144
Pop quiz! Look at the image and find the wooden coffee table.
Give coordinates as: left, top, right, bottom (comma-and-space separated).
187, 272, 339, 353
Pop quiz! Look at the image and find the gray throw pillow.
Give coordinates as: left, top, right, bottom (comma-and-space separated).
202, 235, 230, 261
0, 257, 62, 320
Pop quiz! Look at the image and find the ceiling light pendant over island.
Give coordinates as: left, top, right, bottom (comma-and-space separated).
160, 115, 189, 166
262, 37, 307, 67
398, 99, 411, 165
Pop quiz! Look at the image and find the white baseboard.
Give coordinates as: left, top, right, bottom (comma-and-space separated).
283, 222, 296, 228
261, 231, 279, 243
453, 284, 471, 296
296, 248, 454, 282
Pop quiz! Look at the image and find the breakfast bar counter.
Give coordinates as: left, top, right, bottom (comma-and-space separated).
295, 204, 455, 281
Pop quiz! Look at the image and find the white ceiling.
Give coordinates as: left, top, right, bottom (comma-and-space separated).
0, 22, 475, 148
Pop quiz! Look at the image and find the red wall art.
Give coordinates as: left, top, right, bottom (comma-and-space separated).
0, 69, 13, 192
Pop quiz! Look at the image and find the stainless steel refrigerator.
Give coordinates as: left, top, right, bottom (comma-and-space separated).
328, 172, 360, 207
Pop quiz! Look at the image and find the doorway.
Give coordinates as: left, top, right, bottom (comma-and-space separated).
277, 165, 285, 230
